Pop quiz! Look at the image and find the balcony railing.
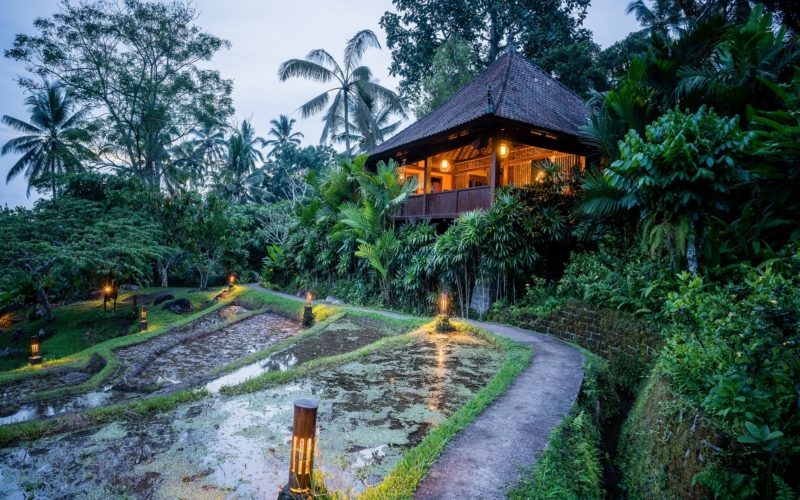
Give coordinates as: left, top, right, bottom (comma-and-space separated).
397, 185, 492, 219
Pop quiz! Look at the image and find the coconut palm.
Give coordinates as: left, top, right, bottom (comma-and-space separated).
278, 29, 405, 156
331, 87, 403, 154
212, 120, 269, 204
1, 80, 91, 198
263, 114, 304, 155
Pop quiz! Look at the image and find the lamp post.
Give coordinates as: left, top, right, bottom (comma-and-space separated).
139, 306, 148, 332
435, 291, 455, 333
228, 274, 235, 292
279, 399, 319, 499
29, 335, 42, 365
500, 143, 509, 157
302, 292, 314, 327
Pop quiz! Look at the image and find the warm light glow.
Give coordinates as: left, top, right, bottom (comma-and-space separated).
305, 292, 312, 307
30, 336, 40, 355
229, 274, 235, 285
104, 286, 111, 294
550, 155, 557, 161
437, 346, 446, 368
441, 160, 450, 172
440, 291, 449, 316
141, 306, 147, 321
288, 399, 318, 494
536, 171, 545, 183
500, 143, 509, 157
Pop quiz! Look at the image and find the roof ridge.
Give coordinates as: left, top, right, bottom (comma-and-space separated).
493, 51, 515, 115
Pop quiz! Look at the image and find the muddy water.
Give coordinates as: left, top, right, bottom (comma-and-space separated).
0, 332, 503, 499
206, 316, 397, 393
132, 312, 302, 388
0, 307, 302, 426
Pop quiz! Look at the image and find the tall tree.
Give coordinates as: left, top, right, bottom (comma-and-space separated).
1, 80, 92, 199
212, 120, 268, 204
278, 29, 405, 156
380, 0, 591, 101
263, 114, 304, 155
412, 36, 479, 117
5, 0, 234, 191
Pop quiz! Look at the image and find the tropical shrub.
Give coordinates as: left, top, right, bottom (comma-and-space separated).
661, 257, 800, 497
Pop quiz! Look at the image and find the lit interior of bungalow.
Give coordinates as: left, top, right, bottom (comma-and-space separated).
398, 140, 585, 195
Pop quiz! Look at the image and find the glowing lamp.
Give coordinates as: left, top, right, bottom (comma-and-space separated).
228, 274, 235, 291
104, 286, 111, 294
288, 399, 319, 495
29, 335, 42, 365
302, 293, 314, 327
440, 291, 450, 316
139, 306, 148, 332
441, 160, 450, 172
500, 143, 509, 157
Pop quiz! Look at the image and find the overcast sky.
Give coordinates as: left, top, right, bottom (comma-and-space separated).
0, 0, 642, 209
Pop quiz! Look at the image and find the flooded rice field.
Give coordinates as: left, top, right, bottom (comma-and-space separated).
206, 316, 398, 393
0, 331, 503, 499
0, 306, 303, 425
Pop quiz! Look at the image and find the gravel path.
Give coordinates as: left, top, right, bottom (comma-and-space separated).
246, 284, 585, 498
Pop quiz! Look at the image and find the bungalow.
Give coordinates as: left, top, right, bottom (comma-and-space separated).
367, 45, 593, 221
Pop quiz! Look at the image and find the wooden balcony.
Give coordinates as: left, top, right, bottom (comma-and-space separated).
397, 185, 492, 220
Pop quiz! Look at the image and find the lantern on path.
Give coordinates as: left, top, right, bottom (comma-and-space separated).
288, 399, 318, 496
440, 291, 449, 316
302, 293, 314, 328
29, 335, 42, 365
139, 306, 148, 332
228, 274, 235, 292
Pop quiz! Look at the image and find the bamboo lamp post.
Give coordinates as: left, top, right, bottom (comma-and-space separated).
279, 398, 319, 499
29, 335, 42, 365
139, 306, 148, 332
302, 292, 314, 327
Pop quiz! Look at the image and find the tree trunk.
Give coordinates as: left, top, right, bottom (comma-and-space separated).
344, 89, 351, 157
161, 265, 169, 288
34, 276, 54, 321
687, 220, 698, 275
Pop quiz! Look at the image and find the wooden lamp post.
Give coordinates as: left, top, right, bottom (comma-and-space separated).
435, 291, 455, 333
302, 292, 314, 327
29, 335, 42, 365
279, 398, 319, 499
139, 306, 148, 332
228, 274, 235, 292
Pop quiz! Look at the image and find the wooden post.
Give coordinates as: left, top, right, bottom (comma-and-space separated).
288, 399, 319, 495
422, 156, 429, 217
490, 136, 501, 203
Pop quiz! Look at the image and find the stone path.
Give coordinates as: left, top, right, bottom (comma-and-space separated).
246, 284, 585, 499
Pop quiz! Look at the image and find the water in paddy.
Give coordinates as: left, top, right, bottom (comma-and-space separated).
0, 332, 503, 499
206, 316, 397, 393
0, 308, 302, 426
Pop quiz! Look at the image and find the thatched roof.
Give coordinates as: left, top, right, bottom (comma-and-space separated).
370, 47, 590, 156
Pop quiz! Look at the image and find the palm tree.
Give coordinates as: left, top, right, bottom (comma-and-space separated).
212, 120, 268, 204
278, 29, 405, 156
331, 87, 403, 154
263, 114, 304, 155
1, 80, 91, 199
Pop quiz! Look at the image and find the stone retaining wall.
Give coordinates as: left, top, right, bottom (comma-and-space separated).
530, 301, 661, 362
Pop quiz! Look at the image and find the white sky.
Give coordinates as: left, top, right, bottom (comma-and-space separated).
0, 0, 641, 209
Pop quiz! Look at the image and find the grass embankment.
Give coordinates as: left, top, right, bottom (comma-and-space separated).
506, 348, 610, 500
342, 322, 532, 500
0, 287, 247, 403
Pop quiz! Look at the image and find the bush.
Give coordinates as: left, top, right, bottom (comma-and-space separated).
660, 258, 800, 497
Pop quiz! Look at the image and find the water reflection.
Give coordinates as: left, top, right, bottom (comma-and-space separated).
0, 390, 126, 425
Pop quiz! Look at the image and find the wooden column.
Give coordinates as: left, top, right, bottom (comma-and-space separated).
423, 157, 429, 216
490, 136, 501, 203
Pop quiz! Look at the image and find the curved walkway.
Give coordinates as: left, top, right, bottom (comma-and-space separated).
246, 285, 585, 498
